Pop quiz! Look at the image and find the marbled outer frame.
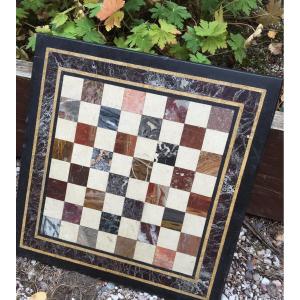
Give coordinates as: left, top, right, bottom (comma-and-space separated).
17, 34, 282, 300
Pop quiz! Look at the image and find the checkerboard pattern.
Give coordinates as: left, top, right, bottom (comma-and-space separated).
40, 74, 235, 276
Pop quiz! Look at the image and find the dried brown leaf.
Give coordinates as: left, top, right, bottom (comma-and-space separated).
267, 30, 277, 39
268, 42, 283, 55
29, 292, 47, 300
257, 0, 283, 26
96, 0, 125, 21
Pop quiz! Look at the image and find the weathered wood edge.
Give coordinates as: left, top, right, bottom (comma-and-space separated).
16, 59, 283, 131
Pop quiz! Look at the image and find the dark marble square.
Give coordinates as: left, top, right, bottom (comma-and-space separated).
81, 79, 104, 104
122, 198, 144, 221
138, 115, 162, 140
84, 188, 105, 211
46, 178, 67, 201
114, 132, 137, 156
40, 216, 61, 238
161, 208, 185, 231
68, 163, 90, 186
91, 148, 113, 172
138, 222, 160, 245
62, 202, 83, 224
106, 173, 129, 196
130, 158, 153, 181
99, 212, 121, 234
171, 167, 195, 192
58, 97, 80, 122
52, 138, 73, 162
196, 151, 222, 177
180, 124, 206, 150
187, 193, 211, 218
207, 106, 234, 133
77, 226, 98, 248
98, 106, 120, 131
145, 183, 169, 206
164, 98, 189, 123
155, 142, 178, 166
115, 236, 136, 258
74, 123, 97, 147
177, 233, 201, 256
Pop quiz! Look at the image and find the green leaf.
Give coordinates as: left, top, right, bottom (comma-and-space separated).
126, 23, 154, 52
84, 3, 102, 18
228, 33, 246, 64
75, 17, 95, 37
83, 30, 105, 43
26, 34, 36, 51
168, 44, 189, 60
114, 37, 128, 48
182, 26, 201, 53
52, 21, 77, 39
21, 0, 44, 12
189, 52, 211, 64
16, 7, 28, 24
51, 13, 68, 28
226, 0, 259, 16
36, 25, 51, 33
150, 1, 191, 29
201, 0, 220, 16
125, 0, 145, 13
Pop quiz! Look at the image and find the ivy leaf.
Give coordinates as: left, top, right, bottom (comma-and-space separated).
52, 21, 77, 39
150, 1, 191, 29
228, 33, 246, 63
257, 0, 283, 26
126, 23, 154, 52
51, 13, 68, 28
182, 26, 201, 53
125, 0, 145, 13
168, 44, 189, 60
21, 0, 44, 12
189, 52, 211, 64
16, 7, 28, 24
26, 34, 37, 51
104, 11, 124, 31
84, 3, 102, 18
226, 0, 259, 16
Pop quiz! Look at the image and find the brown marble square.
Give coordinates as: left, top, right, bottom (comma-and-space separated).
171, 167, 195, 192
177, 233, 201, 256
62, 202, 83, 224
68, 163, 89, 186
138, 222, 160, 245
145, 183, 169, 206
81, 79, 104, 104
77, 226, 98, 248
74, 123, 97, 147
130, 158, 153, 181
164, 98, 189, 123
187, 193, 211, 217
84, 188, 105, 211
180, 124, 206, 150
52, 138, 73, 162
46, 178, 67, 201
196, 151, 223, 176
207, 106, 234, 133
153, 246, 176, 270
122, 89, 146, 114
114, 132, 137, 156
161, 208, 185, 231
114, 236, 136, 258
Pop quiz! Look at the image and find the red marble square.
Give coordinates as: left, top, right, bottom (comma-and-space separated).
164, 98, 189, 123
62, 202, 83, 224
114, 236, 137, 258
196, 151, 222, 177
187, 193, 211, 217
145, 183, 169, 206
122, 89, 146, 114
177, 233, 201, 256
153, 246, 176, 270
114, 132, 137, 156
52, 138, 73, 162
207, 106, 234, 133
68, 163, 90, 186
46, 178, 67, 201
171, 167, 195, 192
180, 125, 206, 150
74, 123, 97, 147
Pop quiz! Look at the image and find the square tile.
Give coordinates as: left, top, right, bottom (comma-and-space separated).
185, 102, 211, 128
145, 183, 169, 206
155, 142, 178, 166
59, 221, 80, 243
78, 101, 101, 126
161, 208, 185, 231
81, 79, 103, 104
196, 151, 223, 176
91, 148, 113, 172
175, 146, 200, 171
165, 188, 189, 212
114, 132, 137, 157
55, 118, 76, 142
122, 89, 146, 114
122, 198, 144, 221
49, 159, 70, 182
138, 222, 160, 245
106, 173, 129, 197
134, 137, 157, 161
207, 106, 234, 133
84, 188, 105, 210
94, 128, 117, 152
71, 143, 93, 167
191, 173, 217, 197
153, 246, 176, 270
80, 207, 102, 230
52, 138, 73, 162
68, 163, 90, 186
77, 226, 98, 248
141, 203, 164, 226
187, 193, 211, 217
143, 93, 167, 118
172, 252, 197, 276
180, 124, 206, 150
159, 119, 184, 145
181, 213, 206, 237
99, 212, 121, 234
61, 75, 84, 100
114, 236, 136, 258
150, 163, 173, 186
102, 193, 125, 216
130, 158, 153, 181
177, 233, 201, 256
101, 84, 124, 109
46, 178, 67, 201
157, 227, 180, 251
201, 129, 229, 155
170, 167, 195, 192
110, 153, 133, 177
98, 106, 121, 131
74, 123, 97, 147
65, 183, 86, 206
96, 231, 117, 253
40, 216, 61, 238
58, 97, 80, 122
164, 98, 189, 123
62, 202, 83, 224
126, 178, 149, 202
43, 197, 64, 219
138, 115, 162, 140
118, 217, 140, 239
133, 241, 156, 264
118, 110, 141, 135
87, 168, 109, 191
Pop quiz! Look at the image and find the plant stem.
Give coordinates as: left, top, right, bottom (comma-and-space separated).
228, 22, 255, 31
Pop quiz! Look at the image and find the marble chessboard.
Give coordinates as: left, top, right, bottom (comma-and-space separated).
17, 35, 282, 300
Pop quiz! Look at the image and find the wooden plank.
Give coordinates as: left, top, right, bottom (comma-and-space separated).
16, 60, 284, 221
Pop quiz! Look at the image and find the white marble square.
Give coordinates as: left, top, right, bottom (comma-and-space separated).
201, 129, 229, 155
159, 119, 184, 145
110, 153, 133, 177
165, 188, 189, 212
143, 93, 167, 118
134, 137, 157, 161
43, 197, 64, 219
118, 217, 140, 240
150, 162, 173, 186
181, 213, 206, 237
126, 178, 149, 202
141, 203, 164, 226
191, 172, 217, 197
185, 102, 211, 128
157, 227, 180, 251
133, 241, 156, 264
175, 146, 201, 171
49, 159, 70, 182
71, 143, 93, 167
55, 118, 77, 142
94, 127, 117, 152
80, 207, 102, 230
59, 221, 79, 243
101, 84, 124, 109
96, 231, 117, 253
102, 193, 125, 216
61, 75, 84, 100
118, 111, 141, 135
78, 101, 100, 126
172, 252, 196, 275
87, 169, 109, 191
64, 183, 86, 206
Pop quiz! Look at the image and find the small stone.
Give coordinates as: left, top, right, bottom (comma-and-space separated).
263, 258, 272, 265
272, 280, 282, 288
31, 260, 37, 265
118, 293, 124, 299
257, 250, 265, 257
221, 295, 229, 300
261, 277, 270, 286
253, 273, 261, 282
106, 282, 115, 290
264, 249, 272, 258
245, 271, 253, 280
